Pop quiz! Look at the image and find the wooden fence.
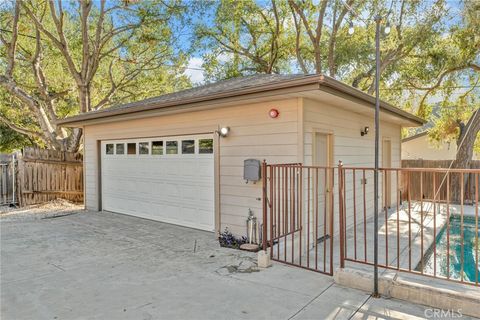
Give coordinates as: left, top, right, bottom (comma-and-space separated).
0, 154, 15, 205
401, 159, 480, 204
0, 148, 83, 207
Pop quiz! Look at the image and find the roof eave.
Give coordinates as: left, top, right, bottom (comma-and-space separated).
57, 74, 425, 127
318, 75, 425, 126
402, 131, 429, 142
57, 75, 323, 127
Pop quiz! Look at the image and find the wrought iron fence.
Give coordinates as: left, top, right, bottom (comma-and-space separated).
262, 162, 480, 287
339, 166, 479, 286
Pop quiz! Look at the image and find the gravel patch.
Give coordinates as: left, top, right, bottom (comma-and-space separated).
0, 199, 84, 222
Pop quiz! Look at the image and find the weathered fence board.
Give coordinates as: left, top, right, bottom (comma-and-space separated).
401, 159, 480, 203
0, 148, 83, 207
18, 148, 83, 206
0, 154, 15, 205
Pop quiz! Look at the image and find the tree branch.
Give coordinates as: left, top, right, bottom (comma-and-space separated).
410, 64, 477, 116
80, 0, 93, 80
328, 0, 354, 77
268, 0, 280, 73
22, 2, 81, 84
289, 3, 308, 74
31, 26, 57, 122
5, 1, 20, 78
0, 75, 60, 147
89, 0, 106, 82
0, 114, 47, 143
469, 63, 480, 72
288, 0, 327, 73
288, 0, 316, 44
92, 59, 116, 110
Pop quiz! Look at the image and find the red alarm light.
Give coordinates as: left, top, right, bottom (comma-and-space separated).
269, 108, 279, 118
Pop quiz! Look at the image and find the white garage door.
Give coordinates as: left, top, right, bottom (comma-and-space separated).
101, 134, 215, 231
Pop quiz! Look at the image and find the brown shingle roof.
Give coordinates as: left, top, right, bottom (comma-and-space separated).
98, 74, 307, 114
58, 74, 425, 126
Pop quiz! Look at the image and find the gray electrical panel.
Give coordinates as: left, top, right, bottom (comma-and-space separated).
244, 159, 261, 183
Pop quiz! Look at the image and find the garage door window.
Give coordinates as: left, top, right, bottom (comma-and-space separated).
106, 144, 114, 155
127, 143, 136, 155
116, 143, 125, 155
139, 142, 149, 155
152, 141, 163, 155
199, 139, 213, 154
166, 141, 178, 154
182, 140, 195, 154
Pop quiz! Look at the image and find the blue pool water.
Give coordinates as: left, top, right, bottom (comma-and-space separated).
423, 216, 479, 283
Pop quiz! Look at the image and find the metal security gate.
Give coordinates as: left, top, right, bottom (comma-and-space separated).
262, 162, 336, 275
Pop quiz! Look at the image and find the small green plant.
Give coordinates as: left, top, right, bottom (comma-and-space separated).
218, 228, 247, 249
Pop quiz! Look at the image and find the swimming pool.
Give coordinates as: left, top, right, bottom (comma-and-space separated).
422, 216, 479, 283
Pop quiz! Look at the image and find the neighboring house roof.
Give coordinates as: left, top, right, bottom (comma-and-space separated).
402, 131, 428, 143
403, 104, 442, 140
58, 74, 425, 127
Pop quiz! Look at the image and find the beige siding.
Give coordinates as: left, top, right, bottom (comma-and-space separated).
303, 98, 401, 167
303, 98, 402, 232
84, 98, 300, 235
84, 93, 407, 239
402, 137, 479, 160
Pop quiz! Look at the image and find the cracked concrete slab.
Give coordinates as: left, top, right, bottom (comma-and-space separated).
1, 209, 470, 320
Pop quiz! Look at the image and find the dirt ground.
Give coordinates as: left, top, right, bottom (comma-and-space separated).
0, 199, 84, 222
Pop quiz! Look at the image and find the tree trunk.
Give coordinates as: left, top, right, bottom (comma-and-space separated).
78, 83, 91, 113
455, 109, 480, 168
314, 46, 322, 74
451, 108, 480, 202
64, 128, 83, 153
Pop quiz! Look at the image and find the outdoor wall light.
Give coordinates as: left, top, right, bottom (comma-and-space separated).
219, 126, 230, 137
361, 126, 369, 136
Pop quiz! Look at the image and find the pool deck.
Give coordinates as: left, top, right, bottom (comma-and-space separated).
274, 201, 477, 277
345, 201, 448, 271
342, 201, 479, 278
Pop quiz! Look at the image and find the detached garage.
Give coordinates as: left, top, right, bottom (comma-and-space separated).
59, 74, 423, 236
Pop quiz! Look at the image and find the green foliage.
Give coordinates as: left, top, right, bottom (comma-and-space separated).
402, 0, 480, 150
0, 0, 191, 151
1, 0, 478, 156
0, 124, 35, 153
196, 0, 479, 156
195, 0, 295, 81
428, 101, 480, 154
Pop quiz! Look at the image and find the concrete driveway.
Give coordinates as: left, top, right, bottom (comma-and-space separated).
1, 210, 451, 320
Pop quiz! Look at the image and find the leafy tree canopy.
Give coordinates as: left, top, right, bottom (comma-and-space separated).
1, 0, 479, 163
194, 0, 479, 162
1, 0, 190, 152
